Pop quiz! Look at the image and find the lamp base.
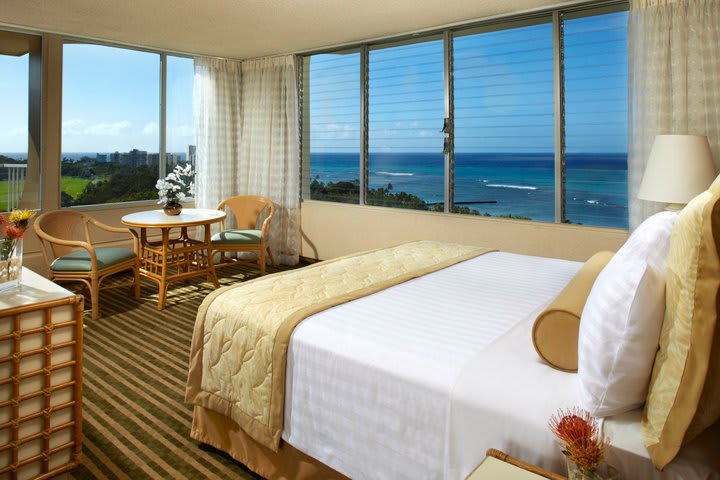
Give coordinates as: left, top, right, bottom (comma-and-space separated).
665, 203, 685, 212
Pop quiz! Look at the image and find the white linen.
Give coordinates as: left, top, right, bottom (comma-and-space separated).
578, 211, 677, 417
449, 312, 720, 480
283, 252, 582, 480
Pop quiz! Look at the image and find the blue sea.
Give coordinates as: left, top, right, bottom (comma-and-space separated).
310, 152, 628, 228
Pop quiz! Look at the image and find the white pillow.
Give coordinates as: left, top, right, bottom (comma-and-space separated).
578, 211, 677, 417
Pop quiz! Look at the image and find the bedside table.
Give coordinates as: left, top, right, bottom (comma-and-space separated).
466, 449, 567, 480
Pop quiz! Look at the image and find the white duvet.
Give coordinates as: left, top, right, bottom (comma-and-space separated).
281, 251, 720, 479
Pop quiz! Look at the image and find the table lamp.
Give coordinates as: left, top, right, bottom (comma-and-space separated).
638, 134, 717, 210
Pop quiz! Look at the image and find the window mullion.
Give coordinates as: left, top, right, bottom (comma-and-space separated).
552, 11, 566, 224
159, 53, 167, 179
443, 30, 454, 214
360, 45, 369, 206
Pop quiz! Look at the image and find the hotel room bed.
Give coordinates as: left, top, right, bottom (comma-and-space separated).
188, 248, 720, 479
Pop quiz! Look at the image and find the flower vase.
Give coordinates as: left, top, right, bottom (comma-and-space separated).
0, 238, 23, 291
566, 460, 619, 480
163, 203, 183, 216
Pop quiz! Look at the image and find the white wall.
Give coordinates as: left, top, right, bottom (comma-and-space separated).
300, 200, 628, 262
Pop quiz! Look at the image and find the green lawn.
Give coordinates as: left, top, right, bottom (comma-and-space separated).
0, 176, 95, 211
61, 176, 92, 199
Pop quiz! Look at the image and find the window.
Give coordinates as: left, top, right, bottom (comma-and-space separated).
0, 31, 41, 213
61, 44, 196, 208
454, 19, 554, 220
368, 38, 445, 210
306, 51, 361, 204
303, 2, 629, 229
166, 55, 196, 173
563, 8, 629, 228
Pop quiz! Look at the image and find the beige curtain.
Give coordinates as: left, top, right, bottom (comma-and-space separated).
628, 0, 720, 229
194, 55, 300, 265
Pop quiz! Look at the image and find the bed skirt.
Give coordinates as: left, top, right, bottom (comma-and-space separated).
190, 406, 348, 480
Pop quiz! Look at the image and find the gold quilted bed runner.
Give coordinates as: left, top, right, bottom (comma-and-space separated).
185, 240, 492, 451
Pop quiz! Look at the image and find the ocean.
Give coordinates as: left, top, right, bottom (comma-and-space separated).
310, 152, 628, 228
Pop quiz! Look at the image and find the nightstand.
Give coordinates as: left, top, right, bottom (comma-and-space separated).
465, 449, 567, 480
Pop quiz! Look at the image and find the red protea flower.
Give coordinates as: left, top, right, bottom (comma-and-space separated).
0, 215, 5, 226
4, 224, 25, 240
549, 407, 609, 473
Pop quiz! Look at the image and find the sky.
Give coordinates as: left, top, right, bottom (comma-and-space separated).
2, 11, 627, 158
0, 43, 195, 156
310, 10, 629, 155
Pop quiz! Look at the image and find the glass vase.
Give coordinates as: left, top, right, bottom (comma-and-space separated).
0, 238, 23, 291
566, 460, 620, 480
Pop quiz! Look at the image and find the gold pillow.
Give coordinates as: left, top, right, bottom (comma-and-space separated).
642, 179, 720, 470
532, 251, 614, 372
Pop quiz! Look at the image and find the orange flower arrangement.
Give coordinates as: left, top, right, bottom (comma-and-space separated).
549, 407, 610, 477
1, 209, 36, 282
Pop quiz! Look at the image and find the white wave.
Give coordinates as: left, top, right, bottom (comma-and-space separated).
485, 184, 537, 191
586, 200, 599, 205
375, 171, 414, 177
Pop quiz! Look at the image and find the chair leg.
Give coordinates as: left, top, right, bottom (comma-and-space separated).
133, 263, 141, 298
259, 250, 266, 276
266, 246, 276, 267
90, 275, 100, 321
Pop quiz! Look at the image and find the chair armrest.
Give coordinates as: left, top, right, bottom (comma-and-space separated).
33, 229, 98, 271
89, 218, 134, 235
216, 201, 227, 231
260, 203, 275, 240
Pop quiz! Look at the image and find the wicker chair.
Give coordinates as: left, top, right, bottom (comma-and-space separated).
212, 195, 275, 275
34, 210, 140, 320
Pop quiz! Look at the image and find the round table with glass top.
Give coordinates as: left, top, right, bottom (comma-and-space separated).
121, 208, 226, 310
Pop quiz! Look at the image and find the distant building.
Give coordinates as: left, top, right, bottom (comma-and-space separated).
121, 149, 148, 167
109, 151, 121, 162
187, 145, 196, 167
96, 153, 107, 163
166, 153, 180, 168
146, 153, 160, 166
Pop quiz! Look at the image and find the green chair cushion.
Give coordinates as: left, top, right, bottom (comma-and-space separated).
211, 229, 265, 245
50, 247, 136, 272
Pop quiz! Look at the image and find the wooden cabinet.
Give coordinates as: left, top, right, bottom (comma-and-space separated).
0, 269, 84, 480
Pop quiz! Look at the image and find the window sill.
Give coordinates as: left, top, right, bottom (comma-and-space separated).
300, 199, 629, 234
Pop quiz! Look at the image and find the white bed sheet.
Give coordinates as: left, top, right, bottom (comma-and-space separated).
283, 251, 582, 480
448, 309, 720, 480
283, 250, 720, 479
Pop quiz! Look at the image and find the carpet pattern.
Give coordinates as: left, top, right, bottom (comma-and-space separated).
68, 263, 300, 480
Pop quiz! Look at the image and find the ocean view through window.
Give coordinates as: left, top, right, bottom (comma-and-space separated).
454, 19, 554, 221
368, 38, 445, 210
303, 3, 629, 229
61, 44, 195, 208
308, 51, 361, 204
564, 8, 629, 228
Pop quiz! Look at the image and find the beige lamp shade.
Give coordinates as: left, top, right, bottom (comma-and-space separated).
638, 135, 717, 205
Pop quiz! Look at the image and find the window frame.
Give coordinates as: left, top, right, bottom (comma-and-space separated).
60, 38, 194, 210
300, 0, 629, 230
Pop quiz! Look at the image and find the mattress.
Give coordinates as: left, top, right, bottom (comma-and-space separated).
282, 250, 720, 480
282, 251, 582, 479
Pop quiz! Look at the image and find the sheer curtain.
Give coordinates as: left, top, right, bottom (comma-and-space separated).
194, 55, 300, 265
628, 0, 720, 229
193, 58, 243, 218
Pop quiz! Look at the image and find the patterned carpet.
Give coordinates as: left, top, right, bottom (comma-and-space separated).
67, 262, 301, 480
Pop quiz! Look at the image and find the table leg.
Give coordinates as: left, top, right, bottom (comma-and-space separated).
158, 228, 170, 310
204, 224, 220, 289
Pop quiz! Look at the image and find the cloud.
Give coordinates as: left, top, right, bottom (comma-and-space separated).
143, 122, 159, 136
62, 119, 133, 137
86, 120, 132, 136
62, 119, 86, 136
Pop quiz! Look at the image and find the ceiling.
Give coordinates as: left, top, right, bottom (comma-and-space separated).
0, 0, 564, 59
